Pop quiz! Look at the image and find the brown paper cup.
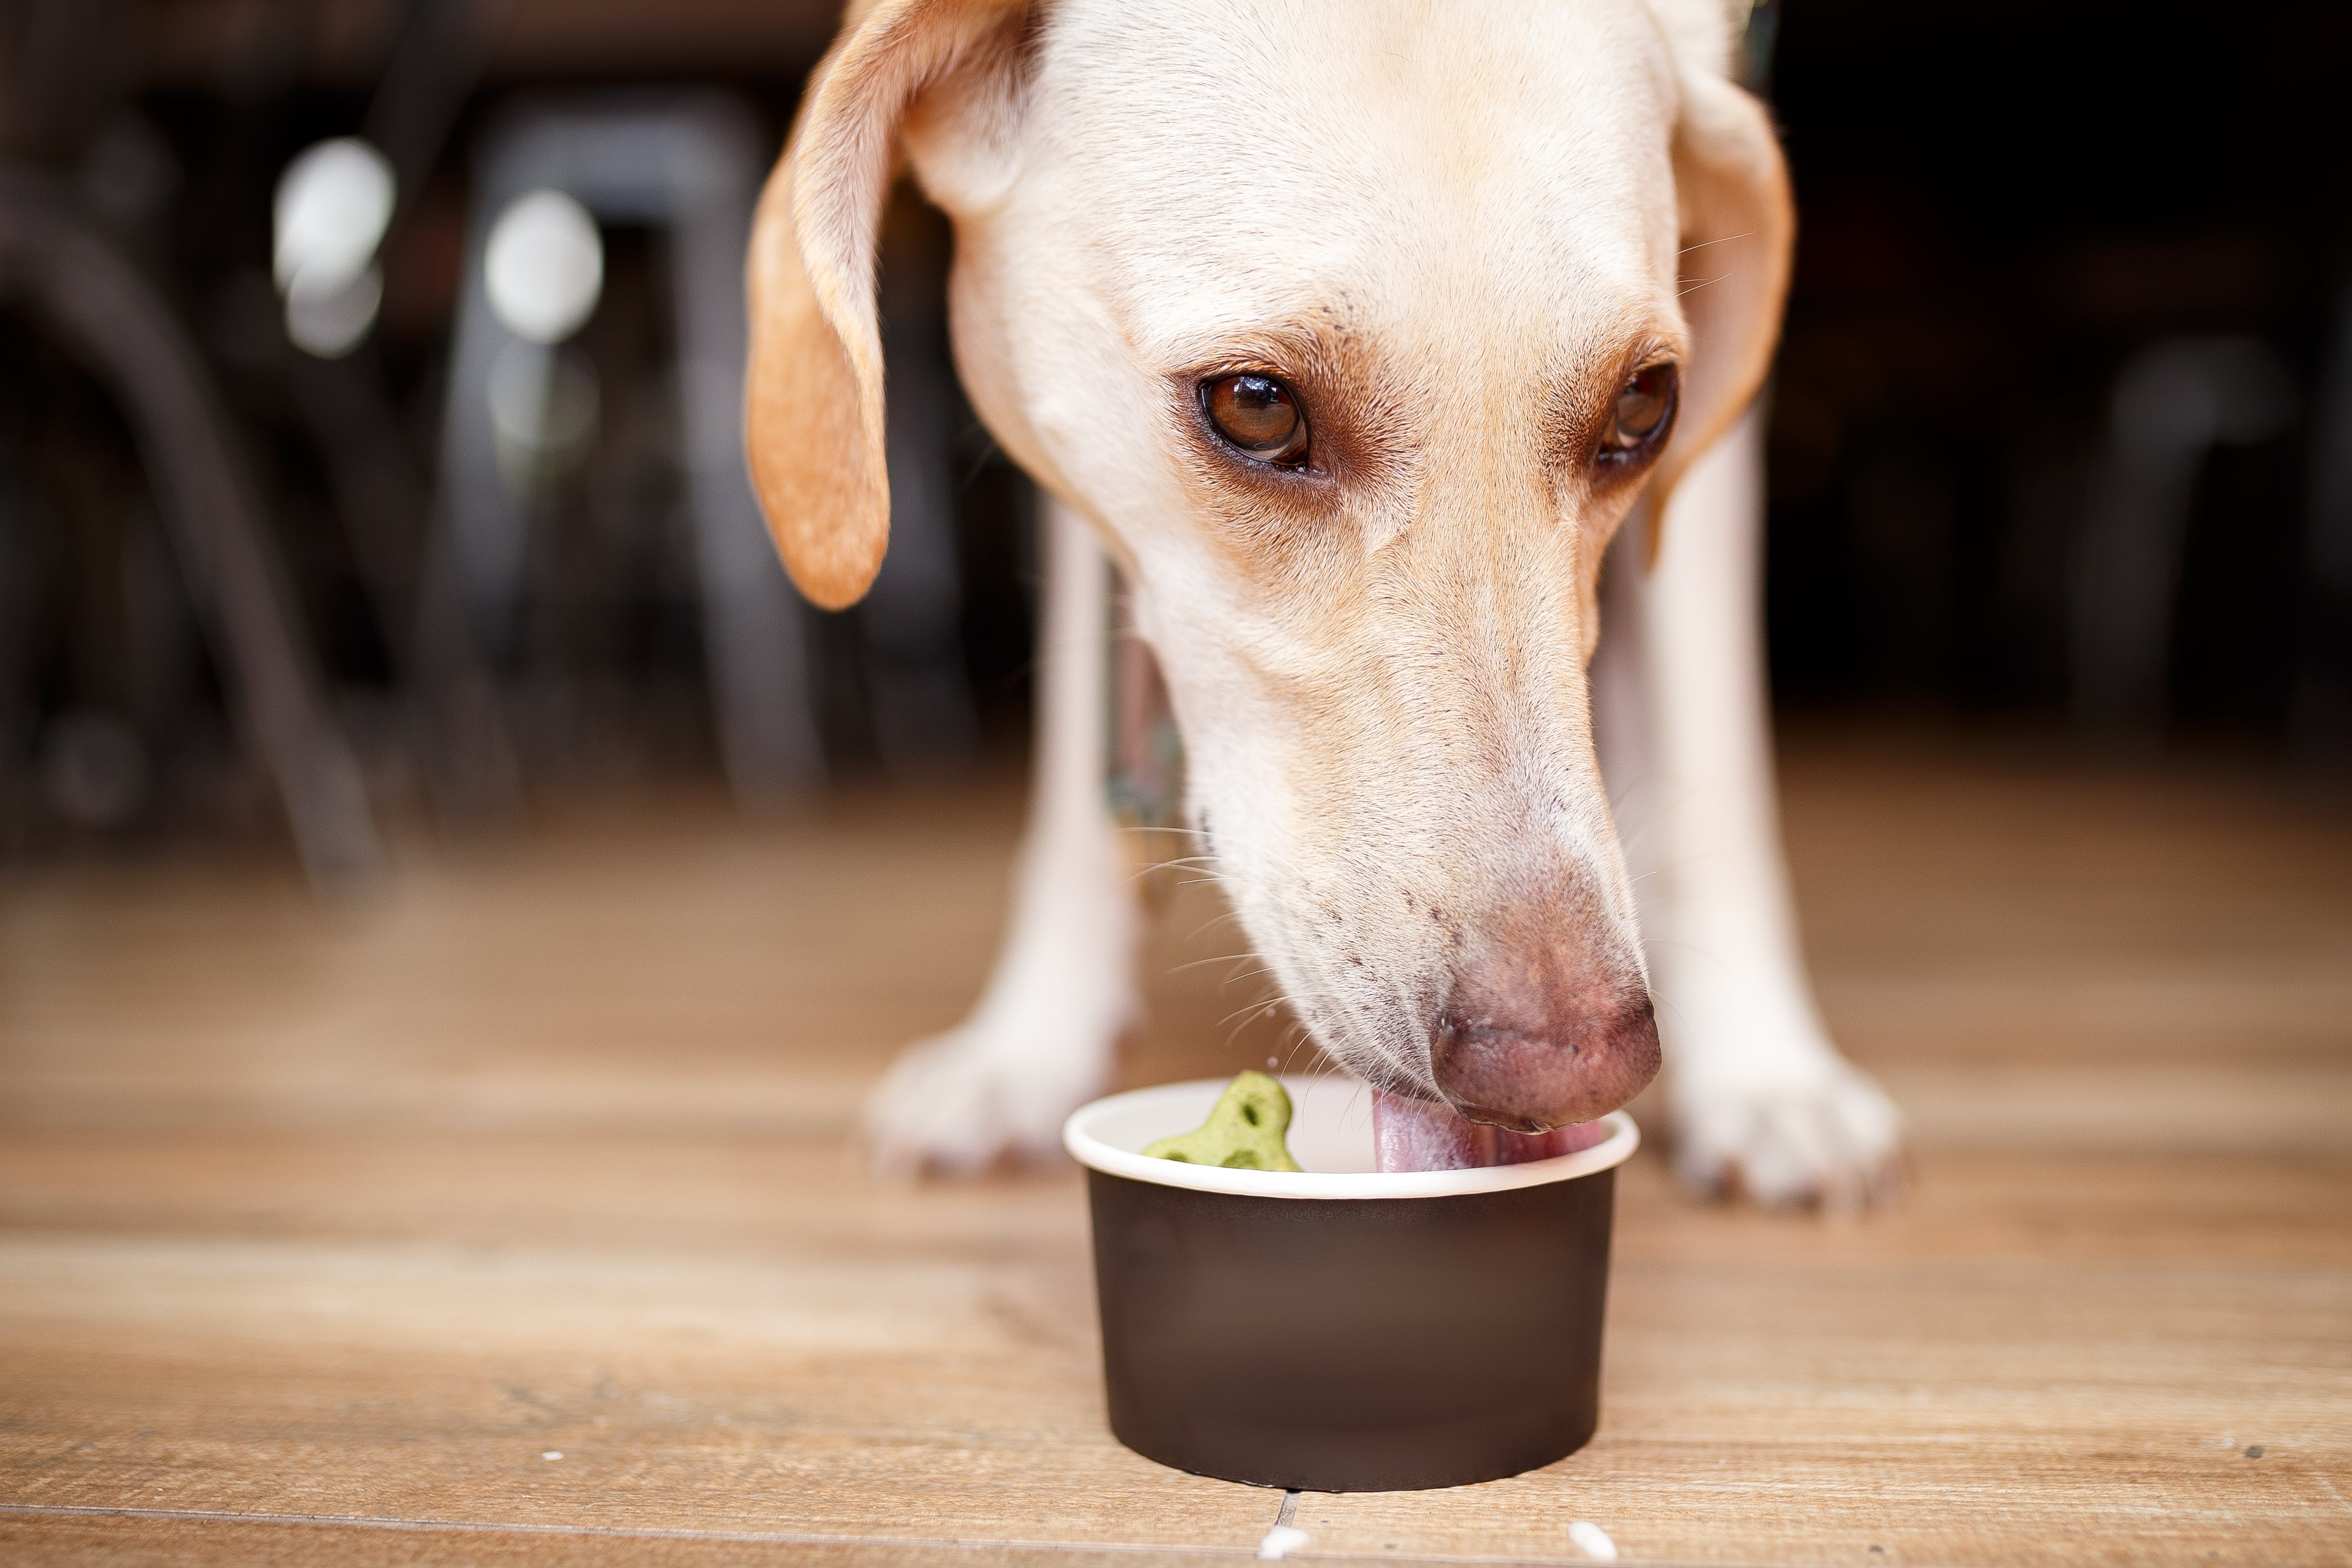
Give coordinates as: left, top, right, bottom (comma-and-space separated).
1064, 1078, 1637, 1492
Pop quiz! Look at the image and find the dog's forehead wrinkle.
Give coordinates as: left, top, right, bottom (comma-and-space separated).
1023, 3, 1685, 357
1040, 0, 1675, 210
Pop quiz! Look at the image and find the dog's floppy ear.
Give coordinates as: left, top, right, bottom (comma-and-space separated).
1643, 21, 1794, 551
745, 0, 1030, 609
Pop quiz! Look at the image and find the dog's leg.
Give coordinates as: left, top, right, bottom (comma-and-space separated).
861, 496, 1139, 1173
1596, 408, 1902, 1208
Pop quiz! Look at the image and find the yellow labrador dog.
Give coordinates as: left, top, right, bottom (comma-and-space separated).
747, 0, 1902, 1205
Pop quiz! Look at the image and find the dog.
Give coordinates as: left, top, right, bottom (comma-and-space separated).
745, 0, 1902, 1206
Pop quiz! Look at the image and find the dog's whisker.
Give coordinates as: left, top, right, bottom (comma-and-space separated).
1183, 911, 1249, 943
1163, 950, 1258, 975
1677, 231, 1754, 255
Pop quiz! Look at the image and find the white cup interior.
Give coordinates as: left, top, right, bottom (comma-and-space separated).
1064, 1076, 1638, 1201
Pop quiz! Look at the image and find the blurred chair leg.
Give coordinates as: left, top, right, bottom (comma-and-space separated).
665, 101, 826, 798
408, 521, 531, 820
0, 461, 38, 844
851, 186, 981, 775
425, 93, 824, 803
363, 0, 508, 214
279, 346, 524, 822
0, 171, 383, 890
430, 150, 537, 666
861, 314, 982, 774
2291, 288, 2352, 762
416, 114, 573, 817
2071, 336, 2296, 736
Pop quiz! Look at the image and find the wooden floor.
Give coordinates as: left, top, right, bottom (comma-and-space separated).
2, 734, 2347, 1567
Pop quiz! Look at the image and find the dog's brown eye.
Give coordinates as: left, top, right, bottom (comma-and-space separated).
1202, 373, 1309, 466
1599, 362, 1678, 465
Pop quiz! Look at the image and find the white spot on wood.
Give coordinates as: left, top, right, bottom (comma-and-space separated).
1569, 1520, 1618, 1561
1258, 1524, 1311, 1559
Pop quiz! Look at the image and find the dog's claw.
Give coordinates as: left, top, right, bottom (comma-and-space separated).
1670, 1059, 1905, 1211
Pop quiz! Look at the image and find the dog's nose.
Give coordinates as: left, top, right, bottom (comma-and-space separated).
1430, 943, 1660, 1131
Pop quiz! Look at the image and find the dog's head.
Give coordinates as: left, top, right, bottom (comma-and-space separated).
748, 0, 1791, 1131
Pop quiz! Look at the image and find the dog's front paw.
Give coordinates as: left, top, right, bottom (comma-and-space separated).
1670, 1058, 1904, 1211
860, 1018, 1114, 1178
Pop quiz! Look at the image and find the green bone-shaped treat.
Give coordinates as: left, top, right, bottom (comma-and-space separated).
1143, 1071, 1302, 1171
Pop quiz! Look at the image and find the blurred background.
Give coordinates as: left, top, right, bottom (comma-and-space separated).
1762, 0, 2352, 761
0, 0, 1028, 879
0, 0, 2344, 874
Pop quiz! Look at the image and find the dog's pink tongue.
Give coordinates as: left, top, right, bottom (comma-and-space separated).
1372, 1090, 1611, 1172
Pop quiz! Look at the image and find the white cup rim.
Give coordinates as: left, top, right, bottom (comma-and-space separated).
1063, 1076, 1640, 1200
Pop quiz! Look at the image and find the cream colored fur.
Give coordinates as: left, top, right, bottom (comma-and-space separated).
747, 0, 1902, 1204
